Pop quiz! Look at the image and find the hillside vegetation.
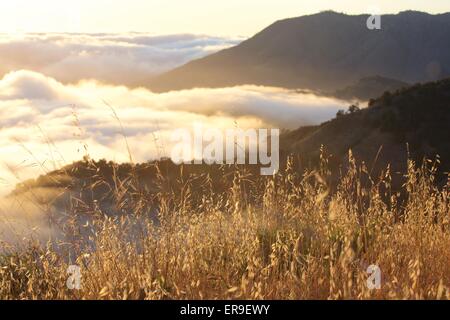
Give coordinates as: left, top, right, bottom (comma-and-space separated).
1, 153, 449, 299
282, 78, 450, 183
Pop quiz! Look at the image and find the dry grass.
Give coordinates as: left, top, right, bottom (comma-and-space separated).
0, 152, 449, 300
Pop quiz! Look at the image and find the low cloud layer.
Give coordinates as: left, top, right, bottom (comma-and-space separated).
0, 69, 347, 242
0, 33, 241, 87
0, 70, 346, 195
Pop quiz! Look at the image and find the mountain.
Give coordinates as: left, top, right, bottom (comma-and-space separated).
332, 76, 409, 100
148, 11, 450, 93
281, 77, 450, 180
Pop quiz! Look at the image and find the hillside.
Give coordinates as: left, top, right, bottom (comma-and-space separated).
281, 78, 450, 179
333, 76, 409, 100
11, 78, 450, 208
148, 11, 450, 93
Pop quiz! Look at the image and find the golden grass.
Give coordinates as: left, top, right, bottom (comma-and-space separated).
0, 152, 449, 300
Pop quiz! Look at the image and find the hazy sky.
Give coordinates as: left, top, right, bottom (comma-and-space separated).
1, 0, 449, 36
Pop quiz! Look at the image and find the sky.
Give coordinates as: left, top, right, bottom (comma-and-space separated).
1, 0, 449, 36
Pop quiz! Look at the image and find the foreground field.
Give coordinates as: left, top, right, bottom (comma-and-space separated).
0, 154, 449, 299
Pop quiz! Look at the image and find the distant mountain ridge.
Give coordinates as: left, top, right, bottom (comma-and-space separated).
148, 11, 450, 93
333, 76, 409, 100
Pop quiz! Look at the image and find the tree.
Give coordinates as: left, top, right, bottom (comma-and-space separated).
348, 103, 360, 113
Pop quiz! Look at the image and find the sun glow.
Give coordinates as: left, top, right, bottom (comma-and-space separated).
0, 0, 449, 36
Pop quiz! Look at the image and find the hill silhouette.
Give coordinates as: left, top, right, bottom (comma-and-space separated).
148, 11, 450, 93
333, 76, 409, 100
282, 77, 450, 179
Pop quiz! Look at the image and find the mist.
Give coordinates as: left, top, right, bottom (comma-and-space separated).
0, 70, 347, 197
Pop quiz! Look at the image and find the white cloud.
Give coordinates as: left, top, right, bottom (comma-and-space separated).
0, 33, 241, 87
0, 70, 346, 195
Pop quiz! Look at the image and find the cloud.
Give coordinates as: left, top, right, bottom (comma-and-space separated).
0, 70, 66, 101
0, 33, 241, 87
0, 193, 60, 246
0, 31, 346, 243
0, 70, 346, 195
0, 69, 347, 240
